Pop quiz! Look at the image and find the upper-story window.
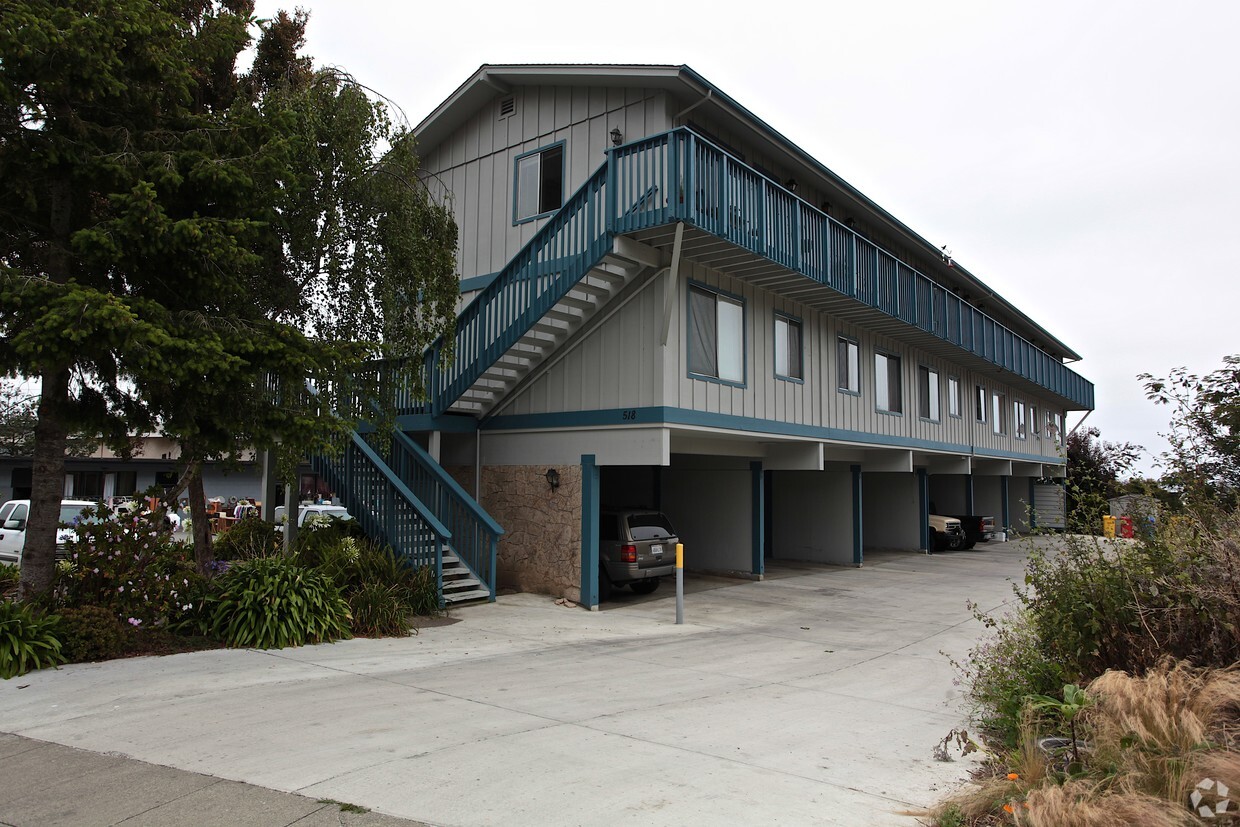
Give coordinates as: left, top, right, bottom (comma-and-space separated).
918, 365, 940, 421
992, 392, 1008, 435
688, 284, 745, 385
875, 351, 902, 414
1030, 406, 1040, 440
947, 376, 961, 418
837, 337, 859, 394
774, 313, 802, 381
976, 385, 987, 424
1014, 399, 1027, 439
514, 142, 564, 223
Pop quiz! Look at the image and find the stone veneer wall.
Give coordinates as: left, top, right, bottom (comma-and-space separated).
447, 464, 583, 603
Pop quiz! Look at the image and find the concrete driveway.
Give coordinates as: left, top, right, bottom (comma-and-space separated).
0, 538, 1044, 826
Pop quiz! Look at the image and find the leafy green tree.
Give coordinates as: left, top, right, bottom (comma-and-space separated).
1064, 426, 1141, 530
0, 2, 457, 593
1142, 355, 1240, 509
0, 380, 98, 458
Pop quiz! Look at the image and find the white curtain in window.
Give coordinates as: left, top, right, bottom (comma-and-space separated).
689, 287, 717, 377
717, 297, 744, 382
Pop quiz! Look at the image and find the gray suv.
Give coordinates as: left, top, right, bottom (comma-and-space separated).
599, 510, 679, 598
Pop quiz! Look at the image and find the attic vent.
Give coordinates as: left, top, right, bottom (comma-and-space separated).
498, 96, 516, 119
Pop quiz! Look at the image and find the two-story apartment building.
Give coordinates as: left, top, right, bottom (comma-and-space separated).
311, 64, 1093, 609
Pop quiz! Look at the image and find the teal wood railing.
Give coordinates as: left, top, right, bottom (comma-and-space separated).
310, 431, 449, 598
610, 128, 1094, 410
426, 164, 613, 417
385, 430, 501, 599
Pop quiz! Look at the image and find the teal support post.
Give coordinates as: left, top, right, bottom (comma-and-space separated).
851, 464, 863, 567
580, 454, 600, 609
917, 467, 930, 553
751, 461, 764, 576
1001, 475, 1011, 533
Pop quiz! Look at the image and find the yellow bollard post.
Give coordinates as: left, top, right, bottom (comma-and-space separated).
675, 543, 684, 624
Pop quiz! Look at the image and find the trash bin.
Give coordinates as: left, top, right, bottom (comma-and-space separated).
1119, 516, 1134, 539
1102, 515, 1116, 538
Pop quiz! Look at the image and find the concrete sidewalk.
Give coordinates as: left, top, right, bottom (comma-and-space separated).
0, 735, 426, 826
0, 538, 1044, 826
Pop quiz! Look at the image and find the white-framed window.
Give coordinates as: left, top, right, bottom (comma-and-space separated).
837, 337, 859, 394
774, 314, 802, 380
1048, 411, 1064, 445
875, 351, 902, 414
992, 392, 1008, 435
514, 142, 564, 223
976, 385, 987, 424
688, 283, 745, 384
918, 365, 940, 421
947, 376, 961, 418
1014, 399, 1027, 439
1030, 406, 1039, 440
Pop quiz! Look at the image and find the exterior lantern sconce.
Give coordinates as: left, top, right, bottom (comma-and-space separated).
610, 127, 623, 146
545, 468, 561, 491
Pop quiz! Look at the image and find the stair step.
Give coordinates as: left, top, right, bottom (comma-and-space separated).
556, 295, 594, 311
569, 281, 611, 299
443, 587, 492, 604
444, 576, 482, 590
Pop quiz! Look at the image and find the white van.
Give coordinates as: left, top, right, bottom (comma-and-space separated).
273, 504, 353, 531
0, 499, 98, 566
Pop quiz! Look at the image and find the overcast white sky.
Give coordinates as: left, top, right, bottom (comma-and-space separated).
254, 0, 1239, 476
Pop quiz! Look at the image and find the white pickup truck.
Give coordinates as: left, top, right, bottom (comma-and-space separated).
0, 499, 98, 566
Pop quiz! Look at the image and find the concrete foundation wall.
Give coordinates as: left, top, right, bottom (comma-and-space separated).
862, 473, 919, 550
476, 464, 583, 602
772, 471, 853, 564
661, 465, 751, 574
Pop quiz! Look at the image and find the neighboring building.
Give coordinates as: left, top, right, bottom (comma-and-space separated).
0, 436, 262, 505
305, 64, 1094, 609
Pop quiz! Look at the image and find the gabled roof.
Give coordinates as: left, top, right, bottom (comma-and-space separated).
416, 64, 1083, 363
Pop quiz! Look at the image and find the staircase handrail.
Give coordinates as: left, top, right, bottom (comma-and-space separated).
391, 429, 503, 537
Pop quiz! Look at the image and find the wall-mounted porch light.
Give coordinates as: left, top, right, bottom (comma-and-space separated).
610, 127, 623, 146
545, 468, 561, 491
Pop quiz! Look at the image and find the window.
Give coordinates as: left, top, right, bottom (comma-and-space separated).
875, 352, 902, 414
837, 337, 859, 393
774, 314, 802, 380
1048, 411, 1063, 445
514, 143, 564, 222
947, 376, 961, 418
1030, 406, 1039, 440
976, 386, 987, 423
688, 284, 745, 384
992, 392, 1007, 435
918, 366, 940, 421
1014, 400, 1027, 439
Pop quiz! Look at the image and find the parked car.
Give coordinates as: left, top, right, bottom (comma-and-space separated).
927, 513, 966, 552
929, 503, 995, 550
273, 504, 353, 532
0, 498, 98, 566
599, 509, 679, 598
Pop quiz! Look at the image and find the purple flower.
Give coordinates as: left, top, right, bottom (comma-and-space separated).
127, 617, 141, 627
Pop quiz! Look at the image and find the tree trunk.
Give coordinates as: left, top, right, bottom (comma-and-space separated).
187, 462, 214, 575
18, 368, 71, 601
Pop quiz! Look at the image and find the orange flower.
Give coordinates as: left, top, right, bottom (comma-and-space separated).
1003, 803, 1014, 814
1007, 773, 1020, 780
1024, 802, 1031, 809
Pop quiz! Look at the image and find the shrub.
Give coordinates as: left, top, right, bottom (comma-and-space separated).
58, 509, 198, 627
0, 565, 18, 600
56, 605, 127, 663
0, 600, 64, 679
211, 516, 281, 561
196, 556, 351, 649
347, 582, 412, 637
954, 605, 1065, 746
